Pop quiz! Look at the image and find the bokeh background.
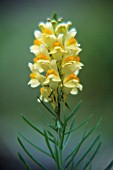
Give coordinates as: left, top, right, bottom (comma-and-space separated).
0, 0, 113, 169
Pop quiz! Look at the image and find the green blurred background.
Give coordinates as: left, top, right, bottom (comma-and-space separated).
0, 0, 113, 169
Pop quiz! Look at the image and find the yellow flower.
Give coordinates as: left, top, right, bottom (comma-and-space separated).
62, 55, 84, 76
39, 87, 52, 102
39, 22, 54, 34
43, 69, 61, 89
28, 63, 45, 88
39, 86, 58, 109
63, 74, 80, 87
28, 62, 44, 74
39, 22, 56, 50
55, 21, 72, 35
63, 73, 82, 98
33, 53, 50, 72
64, 28, 81, 55
30, 31, 44, 55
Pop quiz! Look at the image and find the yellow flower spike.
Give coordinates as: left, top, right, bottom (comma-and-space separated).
29, 15, 83, 106
66, 37, 76, 46
34, 39, 43, 46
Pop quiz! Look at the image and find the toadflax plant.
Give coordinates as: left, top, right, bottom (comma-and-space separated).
18, 14, 102, 170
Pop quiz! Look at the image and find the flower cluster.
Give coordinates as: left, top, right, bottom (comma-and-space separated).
28, 16, 83, 108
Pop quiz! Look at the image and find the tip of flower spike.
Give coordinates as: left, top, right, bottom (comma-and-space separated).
47, 13, 63, 23
52, 13, 58, 21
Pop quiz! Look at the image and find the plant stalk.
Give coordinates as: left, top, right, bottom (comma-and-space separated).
57, 101, 63, 170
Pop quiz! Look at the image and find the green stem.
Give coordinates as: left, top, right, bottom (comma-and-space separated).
57, 101, 63, 170
58, 101, 61, 121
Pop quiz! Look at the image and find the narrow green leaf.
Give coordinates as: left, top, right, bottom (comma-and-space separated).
71, 160, 74, 170
18, 152, 31, 170
65, 119, 101, 168
37, 96, 56, 117
65, 100, 82, 123
83, 141, 102, 170
104, 160, 113, 170
84, 118, 102, 141
73, 135, 100, 169
21, 114, 44, 136
54, 138, 60, 170
65, 102, 71, 111
89, 164, 92, 170
60, 121, 67, 150
49, 124, 57, 132
65, 133, 84, 162
65, 114, 93, 135
21, 114, 55, 144
17, 137, 48, 170
44, 130, 55, 160
18, 132, 51, 158
64, 118, 75, 147
62, 103, 82, 149
47, 130, 54, 138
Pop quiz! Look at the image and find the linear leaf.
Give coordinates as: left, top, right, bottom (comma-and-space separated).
65, 132, 85, 162
47, 130, 55, 138
65, 114, 93, 135
48, 124, 57, 132
18, 132, 51, 157
37, 96, 56, 117
60, 122, 67, 150
44, 130, 55, 160
65, 100, 82, 123
18, 152, 31, 170
83, 141, 102, 170
21, 114, 55, 144
54, 138, 60, 170
21, 114, 44, 136
17, 137, 48, 170
104, 160, 113, 170
65, 119, 101, 168
64, 118, 75, 147
73, 134, 100, 169
65, 102, 71, 111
